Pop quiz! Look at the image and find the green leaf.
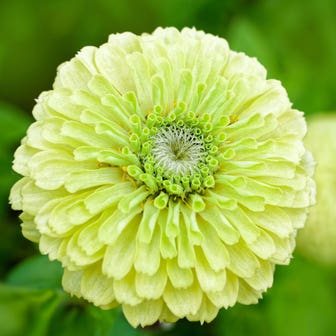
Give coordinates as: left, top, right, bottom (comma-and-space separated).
0, 284, 63, 336
214, 256, 336, 336
6, 255, 63, 290
0, 102, 31, 143
0, 102, 31, 215
267, 256, 336, 336
214, 302, 270, 336
47, 301, 123, 336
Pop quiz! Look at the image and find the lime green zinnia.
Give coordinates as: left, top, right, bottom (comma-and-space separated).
10, 27, 315, 327
297, 115, 336, 265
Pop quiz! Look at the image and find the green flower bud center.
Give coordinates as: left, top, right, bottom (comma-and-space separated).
127, 109, 221, 198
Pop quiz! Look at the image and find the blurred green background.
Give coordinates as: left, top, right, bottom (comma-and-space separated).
1, 0, 336, 335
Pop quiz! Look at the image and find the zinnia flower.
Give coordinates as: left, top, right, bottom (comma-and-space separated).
10, 27, 315, 327
297, 114, 336, 265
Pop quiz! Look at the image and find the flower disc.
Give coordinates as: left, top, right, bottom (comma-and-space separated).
10, 27, 315, 327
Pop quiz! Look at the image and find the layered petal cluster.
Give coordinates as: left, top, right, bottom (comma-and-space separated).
297, 115, 336, 265
10, 27, 315, 327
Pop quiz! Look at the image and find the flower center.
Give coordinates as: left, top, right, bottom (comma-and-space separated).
151, 125, 205, 176
126, 110, 223, 198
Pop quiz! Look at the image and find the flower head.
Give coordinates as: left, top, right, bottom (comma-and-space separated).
297, 115, 336, 265
10, 27, 315, 327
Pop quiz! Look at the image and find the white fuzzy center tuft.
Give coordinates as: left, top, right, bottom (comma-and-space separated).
152, 125, 205, 176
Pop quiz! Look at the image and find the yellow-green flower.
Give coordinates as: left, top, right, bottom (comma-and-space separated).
10, 27, 315, 327
297, 114, 336, 265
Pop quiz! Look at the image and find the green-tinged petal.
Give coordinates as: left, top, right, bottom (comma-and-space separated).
151, 74, 166, 108
151, 58, 174, 109
195, 249, 226, 292
61, 120, 113, 147
181, 205, 203, 246
25, 121, 52, 150
199, 220, 230, 271
187, 296, 219, 324
224, 207, 261, 243
45, 89, 83, 121
77, 214, 107, 255
20, 178, 66, 216
100, 94, 133, 129
236, 139, 304, 164
87, 73, 118, 97
198, 207, 240, 245
137, 200, 160, 243
163, 281, 203, 317
20, 213, 40, 243
98, 208, 142, 245
166, 258, 194, 289
13, 143, 38, 176
248, 230, 276, 260
135, 263, 167, 299
227, 241, 260, 278
127, 52, 153, 111
245, 206, 293, 238
177, 220, 196, 269
28, 149, 95, 190
48, 194, 93, 234
113, 269, 142, 305
223, 160, 296, 179
134, 226, 161, 275
255, 173, 307, 191
240, 177, 285, 206
216, 185, 265, 212
35, 199, 64, 236
195, 77, 228, 117
272, 109, 307, 139
9, 176, 31, 211
123, 299, 163, 328
225, 50, 266, 79
62, 268, 83, 297
80, 109, 129, 147
239, 81, 289, 119
80, 264, 115, 306
97, 148, 140, 166
102, 223, 136, 280
244, 260, 274, 291
67, 230, 104, 267
269, 233, 295, 264
285, 208, 307, 229
176, 69, 194, 104
237, 280, 262, 305
118, 185, 149, 213
225, 113, 264, 137
84, 182, 133, 214
205, 190, 238, 210
159, 304, 179, 323
39, 235, 63, 261
55, 56, 95, 91
158, 209, 177, 259
64, 167, 123, 193
206, 271, 239, 308
95, 43, 135, 95
32, 93, 52, 120
166, 199, 180, 238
